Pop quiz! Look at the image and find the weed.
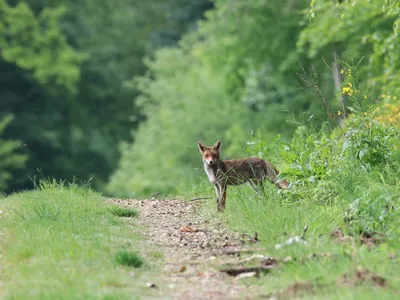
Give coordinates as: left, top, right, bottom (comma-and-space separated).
109, 205, 139, 218
114, 250, 143, 268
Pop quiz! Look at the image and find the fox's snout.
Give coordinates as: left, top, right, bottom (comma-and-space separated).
204, 157, 215, 165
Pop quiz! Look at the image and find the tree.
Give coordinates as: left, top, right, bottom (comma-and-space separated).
0, 115, 28, 193
298, 0, 400, 100
1, 0, 214, 193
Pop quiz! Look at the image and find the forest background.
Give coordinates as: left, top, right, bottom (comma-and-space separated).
1, 0, 399, 197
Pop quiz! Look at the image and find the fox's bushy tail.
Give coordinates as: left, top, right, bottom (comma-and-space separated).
265, 162, 290, 189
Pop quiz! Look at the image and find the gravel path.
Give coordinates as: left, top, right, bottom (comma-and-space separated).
110, 198, 266, 300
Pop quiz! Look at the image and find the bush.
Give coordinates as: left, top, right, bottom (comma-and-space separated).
276, 68, 400, 237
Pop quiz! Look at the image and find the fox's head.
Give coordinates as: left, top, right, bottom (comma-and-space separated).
198, 140, 221, 166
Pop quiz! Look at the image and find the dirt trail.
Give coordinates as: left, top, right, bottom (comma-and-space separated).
111, 198, 266, 300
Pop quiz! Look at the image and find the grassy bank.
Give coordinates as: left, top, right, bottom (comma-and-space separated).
0, 181, 147, 299
190, 104, 400, 299
198, 182, 399, 299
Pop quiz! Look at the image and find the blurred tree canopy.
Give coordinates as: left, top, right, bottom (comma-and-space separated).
0, 0, 211, 193
1, 0, 399, 196
108, 0, 400, 197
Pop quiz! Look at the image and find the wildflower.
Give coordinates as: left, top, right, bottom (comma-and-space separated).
364, 95, 367, 100
363, 112, 367, 116
340, 69, 344, 74
341, 82, 355, 96
337, 111, 341, 116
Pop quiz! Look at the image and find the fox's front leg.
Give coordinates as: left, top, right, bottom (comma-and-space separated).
214, 184, 221, 206
217, 181, 227, 212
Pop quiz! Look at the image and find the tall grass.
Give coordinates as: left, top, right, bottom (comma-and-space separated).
193, 72, 400, 298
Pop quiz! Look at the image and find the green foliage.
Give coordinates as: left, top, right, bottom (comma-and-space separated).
0, 115, 28, 192
114, 250, 143, 268
108, 0, 322, 197
107, 46, 247, 197
194, 65, 400, 298
280, 72, 400, 235
110, 0, 400, 198
0, 0, 86, 93
0, 0, 211, 193
343, 185, 399, 236
299, 0, 400, 97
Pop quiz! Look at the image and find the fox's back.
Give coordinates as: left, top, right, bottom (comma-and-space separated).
221, 157, 277, 185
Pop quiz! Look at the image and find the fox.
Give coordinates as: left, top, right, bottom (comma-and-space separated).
198, 140, 289, 212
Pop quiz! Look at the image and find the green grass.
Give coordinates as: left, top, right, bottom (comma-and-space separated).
0, 180, 151, 299
195, 171, 400, 299
114, 250, 143, 268
109, 205, 139, 218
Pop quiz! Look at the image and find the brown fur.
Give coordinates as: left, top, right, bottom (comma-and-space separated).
198, 140, 289, 211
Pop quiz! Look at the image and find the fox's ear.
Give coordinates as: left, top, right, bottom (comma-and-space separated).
198, 142, 207, 153
212, 140, 221, 151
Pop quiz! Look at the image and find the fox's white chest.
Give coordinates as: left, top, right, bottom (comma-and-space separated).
203, 163, 217, 184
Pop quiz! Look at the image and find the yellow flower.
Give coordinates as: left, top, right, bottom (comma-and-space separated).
341, 82, 355, 96
340, 69, 344, 74
363, 112, 367, 116
337, 111, 341, 116
364, 95, 367, 100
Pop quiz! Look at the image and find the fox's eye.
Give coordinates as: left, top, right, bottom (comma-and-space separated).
205, 155, 209, 159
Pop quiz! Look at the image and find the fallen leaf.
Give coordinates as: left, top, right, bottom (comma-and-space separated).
179, 265, 187, 273
179, 226, 198, 233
